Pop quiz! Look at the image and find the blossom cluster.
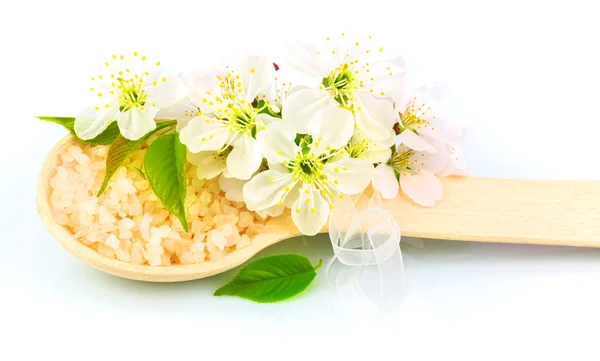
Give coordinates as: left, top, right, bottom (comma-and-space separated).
73, 35, 466, 236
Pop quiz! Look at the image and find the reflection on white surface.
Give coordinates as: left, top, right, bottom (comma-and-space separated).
326, 191, 406, 319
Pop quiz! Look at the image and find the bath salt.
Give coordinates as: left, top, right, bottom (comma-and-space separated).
48, 142, 270, 266
105, 234, 120, 250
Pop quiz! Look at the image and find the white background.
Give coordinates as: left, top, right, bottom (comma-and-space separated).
2, 0, 600, 359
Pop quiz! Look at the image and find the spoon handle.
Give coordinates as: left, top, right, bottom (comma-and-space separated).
384, 177, 600, 247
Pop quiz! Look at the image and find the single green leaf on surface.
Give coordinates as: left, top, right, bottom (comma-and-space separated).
36, 116, 120, 145
96, 120, 176, 197
214, 254, 322, 303
143, 132, 189, 232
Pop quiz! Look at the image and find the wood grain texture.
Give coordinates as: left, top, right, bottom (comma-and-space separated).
37, 136, 600, 282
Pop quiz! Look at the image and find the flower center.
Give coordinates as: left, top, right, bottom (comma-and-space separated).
117, 78, 147, 111
398, 98, 432, 132
287, 153, 325, 184
226, 104, 258, 136
344, 138, 369, 159
389, 147, 414, 173
322, 64, 357, 105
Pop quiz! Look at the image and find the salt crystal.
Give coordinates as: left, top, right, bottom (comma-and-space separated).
104, 199, 120, 213
238, 211, 253, 228
120, 229, 133, 239
209, 250, 226, 261
149, 227, 162, 245
146, 253, 161, 266
129, 203, 142, 216
237, 234, 251, 249
73, 152, 90, 164
60, 152, 74, 163
208, 182, 221, 195
190, 242, 205, 253
188, 202, 202, 216
98, 206, 116, 225
246, 223, 265, 236
198, 191, 212, 206
119, 218, 135, 229
146, 243, 163, 255
213, 215, 238, 227
97, 244, 115, 257
79, 212, 94, 227
53, 211, 68, 225
180, 251, 194, 265
139, 214, 152, 241
68, 146, 83, 156
130, 247, 144, 264
193, 232, 206, 243
208, 229, 226, 251
223, 205, 239, 218
225, 228, 240, 247
210, 200, 221, 214
105, 234, 120, 250
115, 248, 131, 262
192, 252, 206, 263
116, 177, 136, 194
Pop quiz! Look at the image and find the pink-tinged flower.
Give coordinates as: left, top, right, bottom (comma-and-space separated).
372, 144, 444, 206
394, 83, 462, 152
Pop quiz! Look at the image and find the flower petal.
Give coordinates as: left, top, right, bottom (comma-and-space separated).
256, 113, 280, 127
284, 43, 329, 78
146, 76, 188, 109
179, 116, 229, 153
282, 88, 336, 134
218, 174, 247, 202
362, 56, 406, 100
399, 130, 437, 153
239, 56, 275, 101
226, 134, 263, 180
256, 203, 285, 218
74, 102, 118, 140
291, 184, 330, 236
372, 164, 399, 199
117, 106, 158, 141
354, 92, 396, 141
179, 69, 224, 114
309, 105, 354, 155
243, 170, 296, 211
324, 158, 374, 195
155, 103, 199, 131
400, 170, 442, 207
257, 122, 299, 164
188, 151, 227, 179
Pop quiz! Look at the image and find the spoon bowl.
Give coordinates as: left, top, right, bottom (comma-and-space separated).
37, 136, 600, 282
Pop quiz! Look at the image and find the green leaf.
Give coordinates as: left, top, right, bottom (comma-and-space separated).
214, 254, 322, 303
36, 116, 120, 145
124, 164, 146, 179
96, 120, 176, 197
143, 132, 189, 232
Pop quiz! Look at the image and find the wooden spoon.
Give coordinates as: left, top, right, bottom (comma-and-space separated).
37, 136, 600, 282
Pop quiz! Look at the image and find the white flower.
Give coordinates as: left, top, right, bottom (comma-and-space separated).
337, 129, 395, 164
243, 117, 374, 236
156, 103, 200, 131
282, 33, 404, 141
372, 144, 445, 206
394, 83, 463, 152
75, 53, 187, 141
179, 56, 279, 180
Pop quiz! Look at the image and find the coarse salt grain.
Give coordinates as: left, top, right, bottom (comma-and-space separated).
105, 234, 120, 250
48, 142, 270, 266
